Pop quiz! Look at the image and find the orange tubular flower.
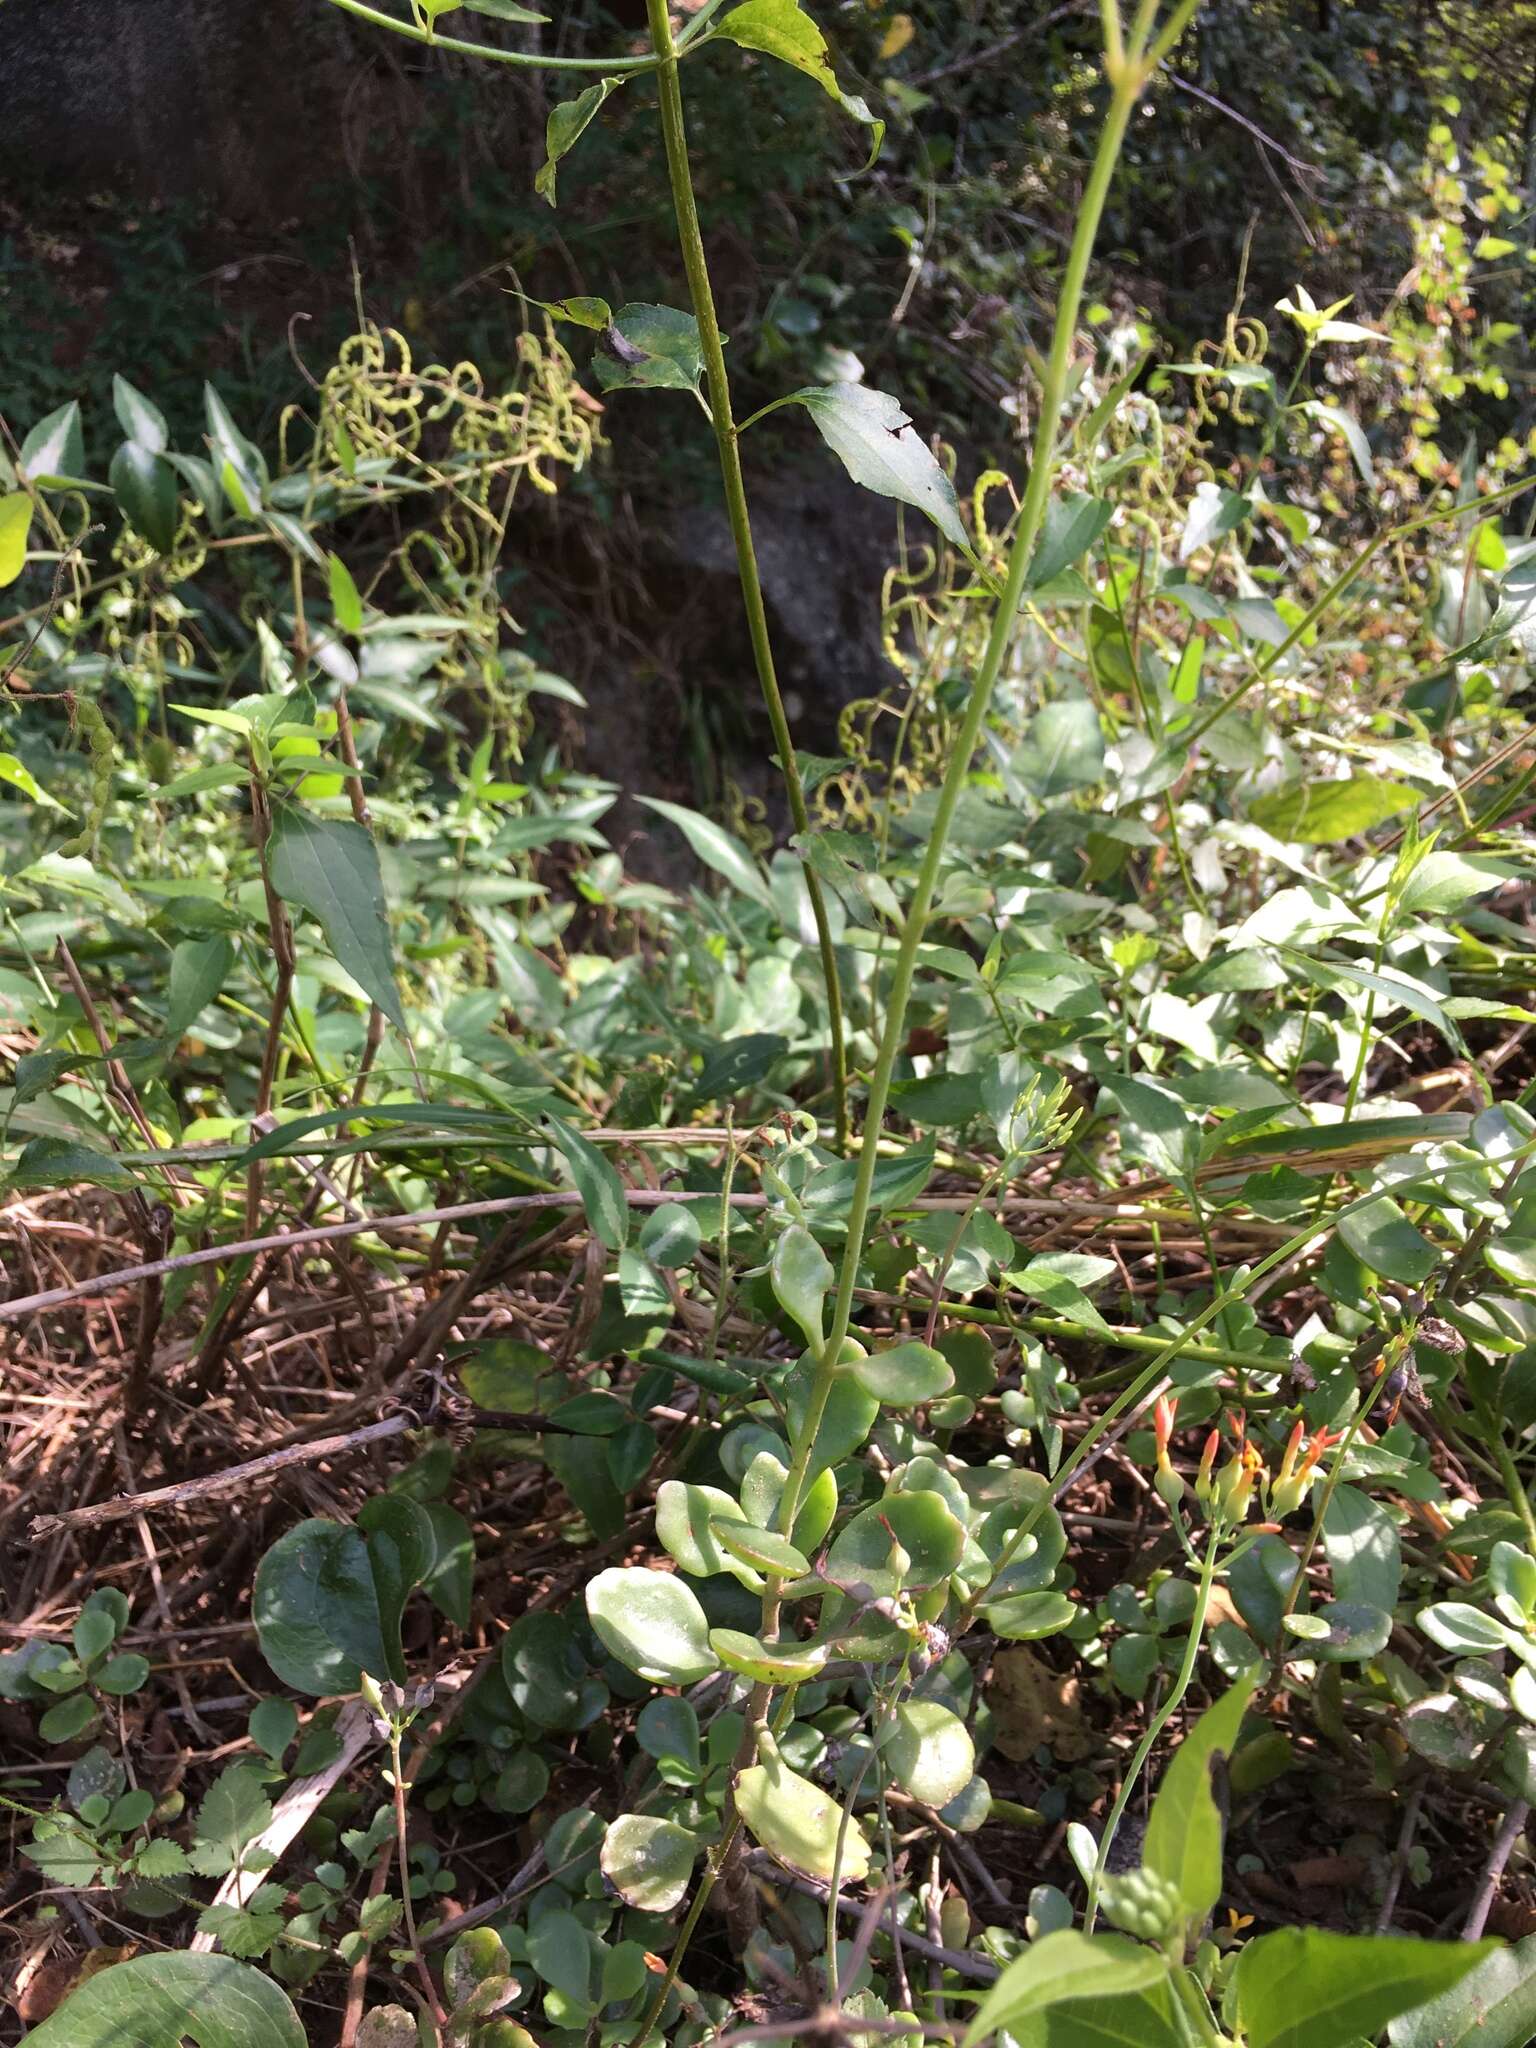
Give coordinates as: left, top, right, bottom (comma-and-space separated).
1194, 1429, 1221, 1513
1268, 1423, 1341, 1519
1152, 1393, 1186, 1512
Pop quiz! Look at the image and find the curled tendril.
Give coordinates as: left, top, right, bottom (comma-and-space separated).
723, 782, 771, 859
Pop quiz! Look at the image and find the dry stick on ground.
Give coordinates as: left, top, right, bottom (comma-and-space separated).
0, 1185, 1255, 1331
1462, 1795, 1529, 1940
28, 1414, 416, 1537
1377, 1783, 1425, 1933
29, 1396, 599, 1537
743, 1853, 997, 1982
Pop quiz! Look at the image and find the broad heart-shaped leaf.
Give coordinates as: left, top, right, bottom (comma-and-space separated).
852, 1338, 954, 1406
585, 1567, 719, 1684
600, 1813, 698, 1911
767, 1224, 832, 1351
786, 384, 966, 549
884, 1700, 974, 1806
113, 373, 168, 450
0, 493, 32, 588
736, 1749, 871, 1881
26, 1952, 307, 2047
19, 399, 86, 486
1178, 479, 1251, 563
1247, 775, 1416, 844
501, 1610, 606, 1732
355, 1494, 436, 1662
1235, 1930, 1496, 2048
1389, 1933, 1536, 2048
253, 1506, 431, 1695
1012, 696, 1105, 797
962, 1929, 1169, 2047
1142, 1669, 1257, 1937
636, 794, 774, 906
268, 807, 405, 1032
1025, 493, 1113, 590
535, 74, 622, 206
543, 1114, 628, 1250
1336, 1192, 1440, 1285
715, 0, 883, 159
110, 439, 179, 553
594, 305, 706, 394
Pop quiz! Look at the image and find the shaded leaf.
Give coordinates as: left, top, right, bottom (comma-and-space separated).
268, 807, 405, 1031
25, 1954, 306, 2048
785, 383, 965, 547
1235, 1930, 1495, 2048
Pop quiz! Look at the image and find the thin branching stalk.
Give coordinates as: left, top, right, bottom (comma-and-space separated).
642, 0, 851, 1153
773, 1, 1203, 1548
1083, 1525, 1221, 1930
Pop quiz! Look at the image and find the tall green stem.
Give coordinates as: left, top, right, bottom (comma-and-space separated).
1084, 1526, 1221, 1931
773, 26, 1175, 1544
643, 0, 850, 1152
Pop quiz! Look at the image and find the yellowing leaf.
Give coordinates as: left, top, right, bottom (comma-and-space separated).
0, 493, 33, 588
880, 12, 914, 57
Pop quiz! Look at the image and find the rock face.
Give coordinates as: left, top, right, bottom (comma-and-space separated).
569, 462, 905, 848
0, 0, 342, 207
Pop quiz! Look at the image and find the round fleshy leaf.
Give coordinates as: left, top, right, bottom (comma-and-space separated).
884, 1700, 975, 1807
939, 1774, 992, 1832
711, 1519, 810, 1578
785, 1350, 878, 1483
1401, 1694, 1486, 1771
586, 1568, 719, 1685
1306, 1600, 1392, 1663
1419, 1601, 1519, 1657
709, 1628, 830, 1682
853, 1339, 954, 1407
984, 1589, 1077, 1640
740, 1451, 838, 1553
656, 1480, 761, 1587
357, 2010, 417, 2048
825, 1492, 967, 1600
737, 1752, 871, 1882
600, 1813, 698, 1911
636, 1697, 701, 1783
445, 1928, 517, 2013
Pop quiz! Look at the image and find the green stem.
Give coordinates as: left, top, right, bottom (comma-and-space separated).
389, 1721, 446, 2033
775, 38, 1154, 1542
643, 0, 850, 1153
1487, 1417, 1536, 1555
327, 0, 659, 68
1084, 1526, 1220, 1931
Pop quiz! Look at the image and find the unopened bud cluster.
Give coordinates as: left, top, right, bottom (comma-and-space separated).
1100, 1865, 1183, 1943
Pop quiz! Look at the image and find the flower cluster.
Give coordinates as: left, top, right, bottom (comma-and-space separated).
1153, 1397, 1339, 1527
